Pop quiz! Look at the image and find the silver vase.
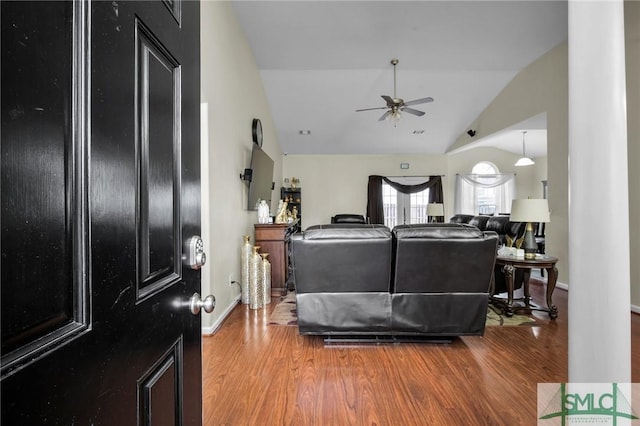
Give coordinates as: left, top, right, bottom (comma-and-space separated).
261, 253, 271, 305
249, 246, 263, 310
240, 235, 251, 304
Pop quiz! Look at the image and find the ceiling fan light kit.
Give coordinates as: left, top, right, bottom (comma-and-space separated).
515, 131, 535, 166
356, 59, 434, 125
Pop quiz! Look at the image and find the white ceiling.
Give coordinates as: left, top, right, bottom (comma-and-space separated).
231, 1, 567, 157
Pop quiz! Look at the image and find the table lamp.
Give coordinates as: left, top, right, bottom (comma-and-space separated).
509, 198, 550, 260
426, 203, 444, 223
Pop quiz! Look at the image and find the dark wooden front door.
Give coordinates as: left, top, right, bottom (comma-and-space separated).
1, 1, 203, 424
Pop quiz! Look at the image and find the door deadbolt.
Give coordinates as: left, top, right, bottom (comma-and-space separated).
184, 236, 206, 270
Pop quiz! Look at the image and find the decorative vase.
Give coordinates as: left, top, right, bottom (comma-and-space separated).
240, 235, 251, 304
258, 199, 270, 224
249, 246, 263, 309
260, 253, 271, 305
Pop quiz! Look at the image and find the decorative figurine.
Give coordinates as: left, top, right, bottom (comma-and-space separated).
275, 200, 288, 224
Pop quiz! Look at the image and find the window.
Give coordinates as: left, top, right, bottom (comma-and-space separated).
472, 162, 499, 215
454, 162, 515, 215
382, 177, 430, 228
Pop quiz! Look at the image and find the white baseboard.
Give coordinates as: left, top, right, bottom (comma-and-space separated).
551, 281, 640, 314
201, 294, 241, 335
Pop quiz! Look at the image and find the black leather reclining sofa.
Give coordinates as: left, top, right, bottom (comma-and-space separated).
290, 223, 499, 337
449, 214, 525, 246
450, 214, 527, 293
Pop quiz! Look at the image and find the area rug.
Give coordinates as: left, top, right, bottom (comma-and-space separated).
268, 292, 537, 327
267, 291, 297, 326
486, 305, 537, 326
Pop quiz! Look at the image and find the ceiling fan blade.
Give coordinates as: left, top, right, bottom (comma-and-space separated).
378, 110, 391, 121
356, 106, 388, 112
401, 107, 425, 117
381, 95, 395, 106
403, 97, 434, 107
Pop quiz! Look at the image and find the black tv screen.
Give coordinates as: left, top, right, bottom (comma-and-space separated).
247, 144, 274, 210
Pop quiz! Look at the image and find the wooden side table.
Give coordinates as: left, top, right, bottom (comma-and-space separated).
492, 255, 559, 319
254, 223, 297, 296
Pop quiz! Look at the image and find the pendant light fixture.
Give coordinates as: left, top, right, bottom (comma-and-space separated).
514, 131, 535, 166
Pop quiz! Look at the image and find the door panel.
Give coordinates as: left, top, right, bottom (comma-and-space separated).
138, 338, 183, 425
136, 17, 182, 300
1, 0, 90, 377
1, 1, 202, 424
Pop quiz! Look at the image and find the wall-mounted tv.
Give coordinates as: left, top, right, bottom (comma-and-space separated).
246, 144, 274, 210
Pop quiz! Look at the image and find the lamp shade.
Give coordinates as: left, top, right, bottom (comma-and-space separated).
426, 203, 444, 216
509, 199, 550, 223
514, 131, 535, 166
514, 157, 535, 167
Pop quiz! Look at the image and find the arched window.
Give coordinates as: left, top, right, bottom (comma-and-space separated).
472, 161, 498, 175
472, 162, 499, 215
454, 162, 515, 215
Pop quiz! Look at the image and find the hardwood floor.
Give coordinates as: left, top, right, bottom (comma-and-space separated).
203, 283, 640, 425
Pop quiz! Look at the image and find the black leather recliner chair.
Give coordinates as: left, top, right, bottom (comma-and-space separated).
331, 214, 367, 224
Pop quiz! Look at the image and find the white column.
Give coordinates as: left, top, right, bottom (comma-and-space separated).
568, 0, 630, 382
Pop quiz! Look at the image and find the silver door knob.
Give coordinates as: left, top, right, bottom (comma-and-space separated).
190, 292, 215, 315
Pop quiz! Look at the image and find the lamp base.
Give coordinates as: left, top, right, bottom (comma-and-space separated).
522, 222, 538, 260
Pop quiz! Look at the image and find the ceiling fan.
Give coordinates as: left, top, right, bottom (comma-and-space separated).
356, 59, 434, 122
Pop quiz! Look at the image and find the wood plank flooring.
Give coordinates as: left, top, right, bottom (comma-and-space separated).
203, 283, 640, 425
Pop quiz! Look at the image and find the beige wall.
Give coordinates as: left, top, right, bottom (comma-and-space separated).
283, 155, 447, 227
447, 5, 639, 303
448, 43, 570, 285
626, 0, 640, 308
283, 150, 546, 229
445, 147, 547, 210
200, 1, 283, 332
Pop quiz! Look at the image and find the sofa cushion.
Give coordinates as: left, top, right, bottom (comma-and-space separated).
393, 223, 484, 239
303, 224, 390, 240
485, 216, 509, 233
449, 214, 474, 224
296, 292, 391, 335
468, 215, 491, 230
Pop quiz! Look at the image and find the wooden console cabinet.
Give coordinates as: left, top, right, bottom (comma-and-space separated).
254, 223, 296, 296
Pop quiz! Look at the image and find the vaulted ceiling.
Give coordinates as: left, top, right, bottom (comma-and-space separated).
231, 1, 567, 157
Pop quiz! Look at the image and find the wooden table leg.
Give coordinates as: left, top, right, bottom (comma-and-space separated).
545, 265, 559, 319
502, 264, 515, 317
522, 268, 532, 307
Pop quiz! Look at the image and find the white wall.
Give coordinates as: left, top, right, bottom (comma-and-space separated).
200, 2, 282, 333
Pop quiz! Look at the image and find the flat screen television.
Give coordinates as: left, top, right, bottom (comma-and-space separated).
246, 144, 274, 210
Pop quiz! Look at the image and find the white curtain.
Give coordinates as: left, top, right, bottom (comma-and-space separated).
454, 173, 515, 215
